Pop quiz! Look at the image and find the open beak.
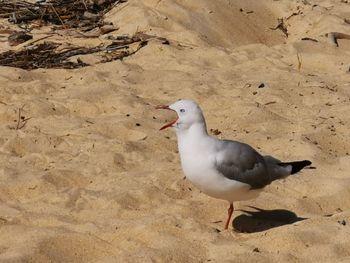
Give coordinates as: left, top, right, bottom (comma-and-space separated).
155, 105, 179, 130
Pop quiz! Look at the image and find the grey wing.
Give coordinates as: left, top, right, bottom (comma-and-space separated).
214, 140, 271, 189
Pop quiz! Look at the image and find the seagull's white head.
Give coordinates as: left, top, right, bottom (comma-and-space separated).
156, 99, 206, 131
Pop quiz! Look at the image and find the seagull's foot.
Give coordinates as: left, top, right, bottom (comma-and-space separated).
224, 203, 234, 230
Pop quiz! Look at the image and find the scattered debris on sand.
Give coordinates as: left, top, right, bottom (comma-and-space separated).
0, 0, 125, 30
0, 1, 171, 69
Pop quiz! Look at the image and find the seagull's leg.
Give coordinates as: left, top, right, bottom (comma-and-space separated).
224, 203, 234, 230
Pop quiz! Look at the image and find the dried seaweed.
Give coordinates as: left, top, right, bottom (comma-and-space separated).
0, 33, 166, 70
0, 42, 84, 69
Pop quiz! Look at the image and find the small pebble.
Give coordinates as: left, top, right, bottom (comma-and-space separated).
338, 220, 346, 226
210, 128, 222, 135
214, 228, 221, 233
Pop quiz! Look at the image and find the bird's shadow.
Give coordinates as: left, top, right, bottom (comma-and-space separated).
232, 206, 307, 233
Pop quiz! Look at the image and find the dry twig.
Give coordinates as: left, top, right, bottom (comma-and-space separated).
270, 18, 288, 37
16, 105, 31, 130
297, 53, 302, 71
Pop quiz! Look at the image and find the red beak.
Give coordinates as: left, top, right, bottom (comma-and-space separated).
155, 105, 170, 110
155, 105, 179, 130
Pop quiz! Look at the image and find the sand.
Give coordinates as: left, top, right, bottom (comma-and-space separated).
0, 0, 350, 262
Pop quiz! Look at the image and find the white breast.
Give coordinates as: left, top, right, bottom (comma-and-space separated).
177, 132, 259, 202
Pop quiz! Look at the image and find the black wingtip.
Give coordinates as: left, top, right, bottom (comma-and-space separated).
279, 160, 312, 174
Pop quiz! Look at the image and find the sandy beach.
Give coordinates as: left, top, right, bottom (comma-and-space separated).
0, 0, 350, 262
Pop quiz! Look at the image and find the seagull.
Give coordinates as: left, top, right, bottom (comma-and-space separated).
156, 99, 312, 230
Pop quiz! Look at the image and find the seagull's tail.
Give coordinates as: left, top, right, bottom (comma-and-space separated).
278, 160, 312, 174
263, 156, 312, 182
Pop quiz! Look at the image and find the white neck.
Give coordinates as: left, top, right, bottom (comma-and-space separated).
175, 122, 211, 153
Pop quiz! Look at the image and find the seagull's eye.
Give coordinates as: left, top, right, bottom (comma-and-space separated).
180, 109, 185, 113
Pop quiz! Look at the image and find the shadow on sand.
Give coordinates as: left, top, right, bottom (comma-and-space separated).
232, 206, 307, 233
